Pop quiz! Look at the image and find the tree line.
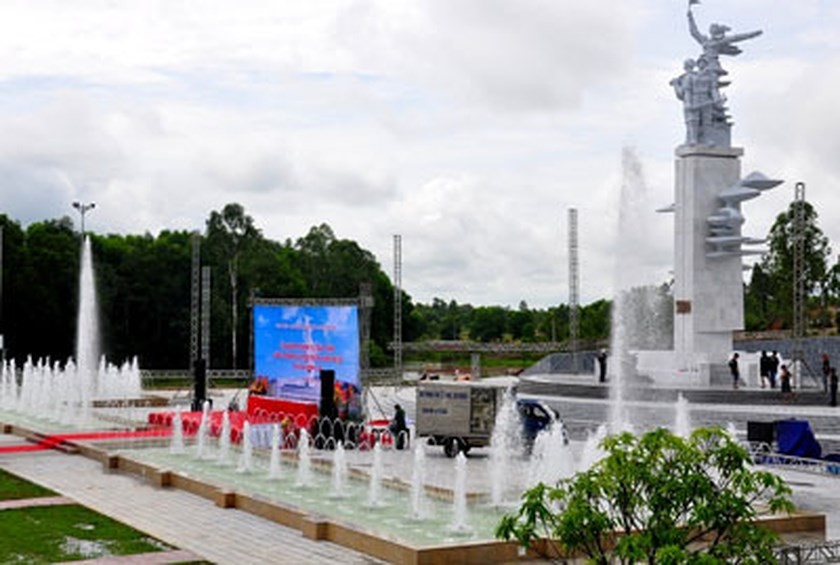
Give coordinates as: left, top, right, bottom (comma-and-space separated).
0, 205, 405, 369
0, 198, 834, 370
0, 204, 613, 370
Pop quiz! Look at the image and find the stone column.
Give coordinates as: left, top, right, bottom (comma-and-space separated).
673, 145, 744, 376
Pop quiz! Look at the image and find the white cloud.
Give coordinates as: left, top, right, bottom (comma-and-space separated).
0, 0, 835, 310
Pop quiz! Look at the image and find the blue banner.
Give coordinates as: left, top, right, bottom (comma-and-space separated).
253, 305, 360, 407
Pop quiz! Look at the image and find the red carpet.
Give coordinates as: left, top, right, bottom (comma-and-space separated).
0, 429, 172, 454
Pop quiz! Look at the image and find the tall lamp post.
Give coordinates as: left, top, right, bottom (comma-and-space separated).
72, 201, 96, 236
0, 224, 4, 363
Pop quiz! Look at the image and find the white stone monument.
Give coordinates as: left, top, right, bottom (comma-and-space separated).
657, 1, 782, 385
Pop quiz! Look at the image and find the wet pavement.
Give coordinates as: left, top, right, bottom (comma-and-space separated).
0, 378, 838, 563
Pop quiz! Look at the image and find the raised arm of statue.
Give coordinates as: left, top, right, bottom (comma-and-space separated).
687, 8, 706, 45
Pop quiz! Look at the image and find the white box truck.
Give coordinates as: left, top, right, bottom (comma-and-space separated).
415, 380, 557, 457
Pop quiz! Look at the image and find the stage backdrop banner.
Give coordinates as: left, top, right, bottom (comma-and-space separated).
253, 304, 360, 403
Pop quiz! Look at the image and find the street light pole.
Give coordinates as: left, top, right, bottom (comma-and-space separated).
72, 201, 96, 236
0, 224, 4, 364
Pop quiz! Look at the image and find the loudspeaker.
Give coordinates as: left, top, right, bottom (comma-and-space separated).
191, 358, 208, 412
747, 421, 774, 445
319, 369, 337, 419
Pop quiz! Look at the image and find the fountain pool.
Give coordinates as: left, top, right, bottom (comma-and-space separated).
111, 441, 515, 547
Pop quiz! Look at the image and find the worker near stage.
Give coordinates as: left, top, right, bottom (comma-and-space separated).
389, 404, 408, 450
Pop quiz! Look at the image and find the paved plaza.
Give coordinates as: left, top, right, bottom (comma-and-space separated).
0, 433, 385, 565
1, 380, 839, 563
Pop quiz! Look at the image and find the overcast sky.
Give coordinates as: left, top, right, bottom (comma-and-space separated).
1, 0, 838, 308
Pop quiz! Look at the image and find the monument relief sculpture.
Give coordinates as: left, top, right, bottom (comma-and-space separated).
673, 0, 762, 147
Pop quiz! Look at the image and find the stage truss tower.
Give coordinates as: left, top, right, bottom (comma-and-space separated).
792, 182, 807, 385
568, 208, 580, 373
190, 231, 201, 371
393, 234, 403, 378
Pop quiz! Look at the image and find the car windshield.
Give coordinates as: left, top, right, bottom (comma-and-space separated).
533, 405, 550, 421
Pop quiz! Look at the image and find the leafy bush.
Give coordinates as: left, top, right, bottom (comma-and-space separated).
497, 427, 793, 564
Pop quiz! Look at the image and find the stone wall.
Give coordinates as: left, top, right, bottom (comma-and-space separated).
524, 336, 840, 386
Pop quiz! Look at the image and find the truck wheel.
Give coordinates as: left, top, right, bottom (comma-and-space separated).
443, 437, 462, 458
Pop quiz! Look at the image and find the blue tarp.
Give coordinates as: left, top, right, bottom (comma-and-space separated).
775, 419, 822, 459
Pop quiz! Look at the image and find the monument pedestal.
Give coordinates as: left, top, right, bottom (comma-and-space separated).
673, 145, 744, 372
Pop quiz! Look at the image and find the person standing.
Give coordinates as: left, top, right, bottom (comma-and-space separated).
768, 351, 780, 389
390, 404, 408, 450
597, 350, 608, 383
779, 364, 794, 402
759, 351, 770, 388
830, 368, 838, 408
729, 353, 740, 389
822, 353, 831, 393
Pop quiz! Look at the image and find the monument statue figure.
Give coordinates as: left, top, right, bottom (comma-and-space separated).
687, 0, 762, 76
670, 56, 726, 146
673, 0, 762, 147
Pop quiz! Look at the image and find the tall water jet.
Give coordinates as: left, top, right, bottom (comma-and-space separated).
727, 421, 738, 440
169, 407, 185, 454
295, 428, 312, 487
237, 421, 254, 474
0, 361, 12, 410
217, 411, 232, 465
608, 148, 670, 433
367, 441, 384, 508
195, 401, 211, 459
674, 393, 691, 438
330, 441, 348, 498
450, 452, 470, 534
489, 388, 521, 507
409, 442, 428, 520
76, 235, 100, 425
578, 424, 608, 473
527, 421, 574, 487
268, 423, 282, 480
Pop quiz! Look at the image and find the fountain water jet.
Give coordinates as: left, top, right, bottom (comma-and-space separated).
450, 452, 471, 534
217, 411, 232, 465
194, 401, 211, 460
237, 421, 254, 473
367, 441, 384, 508
0, 234, 144, 428
330, 441, 348, 498
608, 148, 671, 434
295, 428, 312, 487
674, 393, 691, 438
169, 407, 185, 455
578, 425, 608, 472
527, 421, 574, 487
409, 442, 429, 520
76, 236, 100, 427
268, 424, 282, 480
489, 388, 522, 507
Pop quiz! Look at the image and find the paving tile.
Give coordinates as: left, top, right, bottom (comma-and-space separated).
56, 548, 201, 564
0, 495, 74, 510
0, 442, 385, 565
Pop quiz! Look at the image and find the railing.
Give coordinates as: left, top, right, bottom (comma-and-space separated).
748, 442, 840, 563
774, 539, 840, 564
747, 442, 840, 478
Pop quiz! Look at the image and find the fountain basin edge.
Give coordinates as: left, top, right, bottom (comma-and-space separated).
1, 420, 826, 564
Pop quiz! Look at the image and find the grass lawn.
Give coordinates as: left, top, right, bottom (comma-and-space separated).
0, 468, 57, 501
0, 504, 174, 563
0, 469, 178, 562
